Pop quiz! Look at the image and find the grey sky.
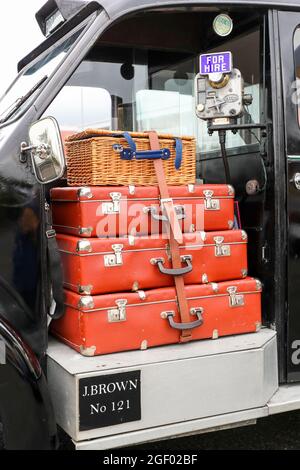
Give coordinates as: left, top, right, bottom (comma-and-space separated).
0, 1, 45, 95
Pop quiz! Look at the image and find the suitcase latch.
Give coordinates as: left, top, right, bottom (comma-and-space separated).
204, 190, 220, 211
78, 187, 93, 199
214, 236, 231, 257
108, 299, 127, 323
227, 286, 245, 308
102, 192, 122, 215
104, 244, 124, 267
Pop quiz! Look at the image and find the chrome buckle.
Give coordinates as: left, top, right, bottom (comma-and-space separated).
46, 229, 56, 239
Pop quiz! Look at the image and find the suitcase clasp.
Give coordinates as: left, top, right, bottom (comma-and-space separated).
214, 236, 231, 257
108, 299, 127, 323
104, 244, 124, 267
204, 190, 220, 211
227, 286, 245, 308
102, 192, 122, 214
78, 187, 93, 199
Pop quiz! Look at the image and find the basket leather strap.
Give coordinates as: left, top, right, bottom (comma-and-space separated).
148, 131, 192, 343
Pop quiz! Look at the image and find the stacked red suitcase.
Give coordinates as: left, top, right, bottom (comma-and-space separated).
50, 185, 236, 237
50, 179, 262, 356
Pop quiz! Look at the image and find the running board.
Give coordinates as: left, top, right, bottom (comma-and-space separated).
72, 382, 300, 450
47, 328, 278, 446
74, 408, 263, 450
268, 384, 300, 414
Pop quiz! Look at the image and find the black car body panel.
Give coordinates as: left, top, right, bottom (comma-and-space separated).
0, 316, 57, 450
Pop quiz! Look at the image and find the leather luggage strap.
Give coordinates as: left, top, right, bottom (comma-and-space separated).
45, 202, 65, 320
148, 131, 192, 342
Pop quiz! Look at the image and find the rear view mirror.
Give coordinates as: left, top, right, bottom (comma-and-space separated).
27, 116, 66, 184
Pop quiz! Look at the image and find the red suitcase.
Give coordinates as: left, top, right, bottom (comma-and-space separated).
57, 230, 248, 295
51, 278, 262, 356
50, 184, 235, 238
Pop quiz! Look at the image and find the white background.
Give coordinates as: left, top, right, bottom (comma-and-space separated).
0, 1, 45, 96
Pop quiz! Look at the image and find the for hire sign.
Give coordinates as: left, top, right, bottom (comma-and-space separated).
79, 371, 141, 431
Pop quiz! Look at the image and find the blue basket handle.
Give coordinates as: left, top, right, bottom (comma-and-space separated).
123, 132, 137, 153
112, 132, 183, 169
174, 138, 183, 170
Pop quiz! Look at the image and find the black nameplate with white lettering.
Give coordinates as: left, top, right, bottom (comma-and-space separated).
79, 370, 141, 431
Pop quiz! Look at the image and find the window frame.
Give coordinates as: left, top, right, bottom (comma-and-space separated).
0, 11, 100, 129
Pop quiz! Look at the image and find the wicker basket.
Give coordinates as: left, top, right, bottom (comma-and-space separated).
65, 129, 196, 186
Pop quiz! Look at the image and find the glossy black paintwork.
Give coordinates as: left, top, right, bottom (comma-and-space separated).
0, 315, 41, 379
286, 160, 300, 379
0, 112, 55, 448
0, 9, 107, 449
276, 11, 300, 382
0, 112, 49, 358
0, 316, 57, 449
266, 10, 287, 382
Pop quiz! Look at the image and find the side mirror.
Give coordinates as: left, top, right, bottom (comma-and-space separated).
25, 116, 66, 184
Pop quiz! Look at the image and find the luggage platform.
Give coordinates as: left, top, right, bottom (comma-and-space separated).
47, 328, 278, 449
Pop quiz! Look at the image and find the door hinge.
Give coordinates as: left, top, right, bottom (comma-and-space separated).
262, 242, 269, 264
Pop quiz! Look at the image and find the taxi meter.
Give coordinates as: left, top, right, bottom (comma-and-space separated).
195, 52, 252, 122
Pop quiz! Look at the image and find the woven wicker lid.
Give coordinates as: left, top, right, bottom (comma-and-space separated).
66, 128, 195, 143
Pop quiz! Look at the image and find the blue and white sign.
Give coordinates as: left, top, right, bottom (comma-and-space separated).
200, 52, 232, 75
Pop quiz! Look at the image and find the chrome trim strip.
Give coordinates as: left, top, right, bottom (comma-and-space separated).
51, 196, 235, 203
66, 290, 259, 312
287, 155, 300, 160
59, 241, 247, 257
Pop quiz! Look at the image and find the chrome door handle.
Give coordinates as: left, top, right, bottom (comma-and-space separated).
293, 173, 300, 190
